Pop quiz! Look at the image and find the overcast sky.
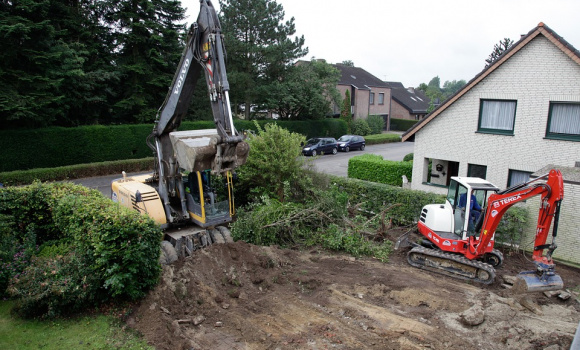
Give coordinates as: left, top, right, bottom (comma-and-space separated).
184, 0, 580, 88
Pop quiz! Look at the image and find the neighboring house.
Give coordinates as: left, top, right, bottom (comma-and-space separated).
401, 23, 580, 265
331, 64, 391, 123
386, 82, 430, 121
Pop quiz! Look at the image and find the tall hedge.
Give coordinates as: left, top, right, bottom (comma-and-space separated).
390, 118, 418, 131
330, 176, 445, 226
0, 182, 162, 317
348, 154, 412, 187
0, 119, 347, 172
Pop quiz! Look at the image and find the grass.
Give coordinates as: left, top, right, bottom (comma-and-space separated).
0, 301, 152, 350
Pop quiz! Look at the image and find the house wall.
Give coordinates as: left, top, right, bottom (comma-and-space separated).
409, 35, 580, 263
368, 87, 391, 118
335, 85, 391, 120
391, 100, 413, 120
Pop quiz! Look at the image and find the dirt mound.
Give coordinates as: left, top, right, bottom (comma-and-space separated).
130, 241, 580, 350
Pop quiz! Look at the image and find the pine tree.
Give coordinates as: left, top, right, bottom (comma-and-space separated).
219, 0, 308, 119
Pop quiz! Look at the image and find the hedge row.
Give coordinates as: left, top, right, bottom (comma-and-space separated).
390, 118, 418, 131
364, 133, 401, 145
348, 154, 412, 187
0, 158, 154, 186
0, 182, 162, 317
330, 176, 445, 226
0, 119, 347, 172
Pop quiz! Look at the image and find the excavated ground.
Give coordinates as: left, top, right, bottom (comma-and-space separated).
129, 230, 580, 350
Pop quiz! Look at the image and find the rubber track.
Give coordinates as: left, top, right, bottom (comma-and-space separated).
407, 246, 496, 284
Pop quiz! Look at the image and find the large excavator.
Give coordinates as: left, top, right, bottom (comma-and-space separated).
111, 0, 249, 262
398, 169, 565, 293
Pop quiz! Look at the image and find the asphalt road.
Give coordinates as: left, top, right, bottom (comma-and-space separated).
72, 141, 415, 197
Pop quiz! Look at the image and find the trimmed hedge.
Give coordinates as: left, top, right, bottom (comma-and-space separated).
330, 176, 445, 226
348, 154, 412, 187
0, 182, 162, 317
364, 133, 401, 145
390, 118, 418, 131
0, 158, 154, 186
0, 119, 347, 172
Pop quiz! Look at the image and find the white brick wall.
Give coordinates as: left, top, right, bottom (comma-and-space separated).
410, 35, 580, 264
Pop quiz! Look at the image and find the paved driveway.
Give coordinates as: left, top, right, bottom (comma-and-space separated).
73, 141, 415, 197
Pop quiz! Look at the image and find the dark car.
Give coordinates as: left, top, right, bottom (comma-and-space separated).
336, 135, 365, 152
302, 137, 338, 156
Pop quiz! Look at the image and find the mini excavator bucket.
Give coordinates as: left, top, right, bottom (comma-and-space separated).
512, 264, 564, 294
169, 129, 249, 174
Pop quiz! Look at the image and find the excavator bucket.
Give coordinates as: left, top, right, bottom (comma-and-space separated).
170, 129, 249, 173
512, 270, 564, 294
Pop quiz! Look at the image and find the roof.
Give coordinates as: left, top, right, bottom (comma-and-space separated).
390, 87, 430, 114
401, 22, 580, 142
333, 64, 389, 90
532, 165, 580, 185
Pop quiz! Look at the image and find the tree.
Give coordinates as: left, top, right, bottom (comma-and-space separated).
417, 76, 466, 112
341, 90, 352, 132
341, 60, 354, 67
219, 0, 308, 119
265, 59, 341, 119
485, 38, 514, 68
104, 0, 187, 123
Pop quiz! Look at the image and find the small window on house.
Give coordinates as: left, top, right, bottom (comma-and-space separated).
369, 92, 375, 105
507, 169, 532, 187
378, 93, 384, 105
478, 99, 517, 135
545, 102, 580, 141
468, 164, 487, 179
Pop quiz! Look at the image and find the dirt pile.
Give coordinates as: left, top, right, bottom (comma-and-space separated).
130, 241, 580, 350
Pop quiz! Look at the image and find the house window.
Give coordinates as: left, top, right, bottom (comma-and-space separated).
369, 92, 375, 105
545, 102, 580, 141
378, 93, 385, 105
478, 99, 517, 135
468, 164, 487, 179
507, 169, 532, 187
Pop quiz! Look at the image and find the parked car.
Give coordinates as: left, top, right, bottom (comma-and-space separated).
336, 135, 365, 152
302, 137, 338, 156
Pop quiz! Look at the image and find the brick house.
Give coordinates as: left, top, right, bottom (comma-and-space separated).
331, 64, 391, 123
386, 82, 430, 121
401, 23, 580, 264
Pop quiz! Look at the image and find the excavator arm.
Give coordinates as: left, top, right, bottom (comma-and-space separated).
146, 0, 249, 224
468, 169, 564, 292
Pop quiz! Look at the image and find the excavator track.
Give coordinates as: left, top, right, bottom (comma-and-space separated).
407, 245, 496, 284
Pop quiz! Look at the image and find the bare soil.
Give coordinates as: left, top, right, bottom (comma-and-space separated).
129, 230, 580, 350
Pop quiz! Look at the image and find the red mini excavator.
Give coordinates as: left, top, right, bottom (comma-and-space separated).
399, 169, 565, 293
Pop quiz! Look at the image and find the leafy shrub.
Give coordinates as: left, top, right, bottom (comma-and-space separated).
403, 153, 414, 162
494, 206, 529, 250
348, 154, 413, 186
350, 119, 372, 136
236, 122, 312, 204
367, 115, 385, 135
1, 182, 162, 317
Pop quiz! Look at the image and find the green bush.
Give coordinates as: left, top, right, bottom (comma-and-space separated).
331, 176, 445, 226
364, 133, 401, 145
0, 182, 162, 317
390, 118, 418, 131
350, 119, 371, 136
403, 153, 414, 162
348, 154, 413, 187
494, 206, 529, 250
367, 115, 385, 135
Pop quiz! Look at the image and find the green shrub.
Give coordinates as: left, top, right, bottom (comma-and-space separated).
390, 118, 418, 131
330, 176, 445, 226
364, 133, 401, 145
367, 115, 385, 135
350, 119, 371, 136
0, 182, 162, 317
348, 154, 413, 187
403, 153, 414, 162
495, 206, 529, 250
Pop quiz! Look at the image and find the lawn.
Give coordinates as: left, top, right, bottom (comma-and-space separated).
0, 301, 152, 350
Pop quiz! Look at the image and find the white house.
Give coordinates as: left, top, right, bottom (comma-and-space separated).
402, 23, 580, 265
